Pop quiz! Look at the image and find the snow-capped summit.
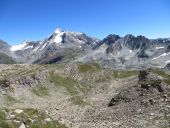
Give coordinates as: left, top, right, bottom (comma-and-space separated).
54, 28, 65, 34
47, 28, 66, 45
53, 28, 65, 44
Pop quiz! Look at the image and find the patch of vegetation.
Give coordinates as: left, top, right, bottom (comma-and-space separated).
0, 108, 67, 128
30, 120, 67, 128
17, 65, 44, 76
0, 121, 15, 128
4, 95, 20, 105
112, 70, 138, 79
78, 63, 101, 73
49, 71, 88, 106
153, 69, 170, 85
32, 85, 49, 97
49, 71, 78, 95
70, 95, 87, 106
151, 115, 170, 128
0, 109, 15, 128
95, 75, 111, 83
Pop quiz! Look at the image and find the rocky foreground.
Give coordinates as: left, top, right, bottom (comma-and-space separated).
0, 63, 170, 128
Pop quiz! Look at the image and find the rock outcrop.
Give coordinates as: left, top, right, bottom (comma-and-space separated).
108, 69, 165, 106
138, 69, 164, 92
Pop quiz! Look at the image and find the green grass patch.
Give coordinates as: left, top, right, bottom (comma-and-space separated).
4, 95, 20, 105
95, 75, 111, 83
0, 108, 67, 128
112, 70, 138, 79
49, 71, 88, 106
49, 71, 78, 95
0, 121, 15, 128
70, 96, 87, 106
153, 69, 170, 85
30, 120, 67, 128
0, 109, 15, 128
32, 85, 49, 97
78, 63, 101, 73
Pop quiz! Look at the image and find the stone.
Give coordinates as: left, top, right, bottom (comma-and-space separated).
45, 118, 51, 122
150, 113, 154, 116
10, 114, 15, 119
19, 123, 26, 128
13, 120, 20, 123
14, 109, 23, 114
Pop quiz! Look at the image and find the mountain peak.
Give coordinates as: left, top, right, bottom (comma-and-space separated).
124, 34, 135, 39
54, 28, 64, 34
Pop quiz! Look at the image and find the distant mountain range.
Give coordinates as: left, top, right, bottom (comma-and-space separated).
0, 28, 170, 69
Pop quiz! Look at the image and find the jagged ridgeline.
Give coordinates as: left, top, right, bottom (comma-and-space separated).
0, 29, 170, 69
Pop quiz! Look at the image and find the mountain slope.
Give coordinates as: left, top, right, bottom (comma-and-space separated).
0, 39, 16, 64
0, 52, 16, 64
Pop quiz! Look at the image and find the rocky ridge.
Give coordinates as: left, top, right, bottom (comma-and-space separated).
0, 28, 170, 69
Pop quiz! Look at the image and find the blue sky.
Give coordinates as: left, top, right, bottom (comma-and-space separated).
0, 0, 170, 45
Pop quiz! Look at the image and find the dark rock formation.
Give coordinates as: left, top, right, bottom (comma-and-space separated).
138, 69, 164, 92
108, 69, 165, 107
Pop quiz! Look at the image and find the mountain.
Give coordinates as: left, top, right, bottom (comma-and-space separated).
0, 39, 16, 64
10, 28, 99, 64
0, 28, 170, 69
0, 39, 11, 52
80, 34, 170, 69
1, 28, 170, 128
97, 34, 170, 68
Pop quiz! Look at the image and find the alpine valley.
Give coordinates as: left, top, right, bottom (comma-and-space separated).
0, 28, 170, 128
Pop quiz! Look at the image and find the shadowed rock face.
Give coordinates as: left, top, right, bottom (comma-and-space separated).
103, 34, 120, 45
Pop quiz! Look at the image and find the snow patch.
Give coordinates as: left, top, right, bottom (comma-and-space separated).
166, 60, 170, 64
40, 43, 47, 50
23, 45, 33, 50
54, 28, 63, 34
152, 52, 170, 60
11, 42, 27, 51
54, 34, 63, 44
129, 50, 133, 53
155, 46, 164, 49
52, 28, 65, 44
